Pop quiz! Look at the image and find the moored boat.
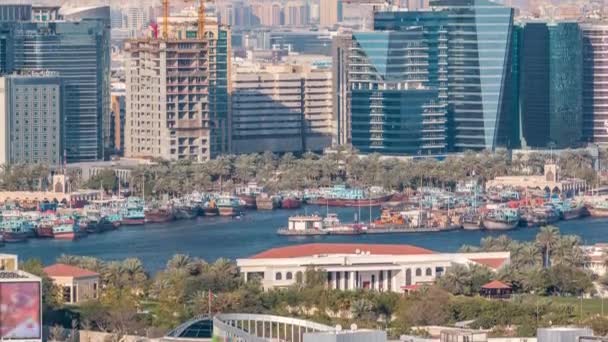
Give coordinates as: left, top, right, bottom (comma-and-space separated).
461, 213, 483, 231
216, 196, 243, 216
145, 207, 175, 223
121, 197, 146, 225
256, 194, 280, 210
1, 219, 31, 242
307, 185, 393, 207
483, 208, 520, 231
587, 200, 608, 217
281, 197, 302, 209
53, 217, 83, 240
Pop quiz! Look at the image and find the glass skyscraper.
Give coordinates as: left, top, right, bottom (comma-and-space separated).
519, 21, 583, 149
374, 0, 517, 152
0, 7, 110, 163
349, 29, 447, 156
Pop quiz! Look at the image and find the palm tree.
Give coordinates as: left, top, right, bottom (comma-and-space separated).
56, 254, 80, 266
350, 298, 374, 321
121, 258, 147, 288
514, 243, 541, 269
536, 225, 560, 268
166, 254, 193, 272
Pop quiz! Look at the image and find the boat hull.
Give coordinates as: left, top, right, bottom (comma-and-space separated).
36, 226, 54, 238
2, 232, 28, 243
256, 198, 278, 210
562, 207, 587, 220
218, 206, 242, 216
587, 207, 608, 218
238, 195, 257, 209
54, 232, 79, 241
281, 198, 302, 209
483, 219, 519, 231
462, 222, 483, 230
122, 218, 145, 225
203, 207, 219, 216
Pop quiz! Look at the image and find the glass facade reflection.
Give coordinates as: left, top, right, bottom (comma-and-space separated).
349, 29, 447, 156
374, 0, 517, 152
519, 21, 583, 148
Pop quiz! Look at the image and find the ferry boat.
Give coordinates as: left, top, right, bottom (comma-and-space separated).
121, 197, 146, 225
308, 185, 393, 207
281, 197, 302, 209
53, 217, 82, 240
483, 208, 520, 231
216, 196, 243, 216
1, 219, 32, 242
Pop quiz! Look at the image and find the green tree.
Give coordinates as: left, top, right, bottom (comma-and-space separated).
536, 226, 560, 268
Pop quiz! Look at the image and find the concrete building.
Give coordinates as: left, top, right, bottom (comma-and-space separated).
537, 327, 594, 342
44, 263, 100, 305
0, 6, 111, 162
237, 243, 509, 292
582, 22, 608, 145
0, 72, 63, 165
231, 63, 333, 154
125, 39, 211, 161
582, 243, 608, 276
0, 4, 31, 21
486, 163, 587, 194
0, 253, 17, 270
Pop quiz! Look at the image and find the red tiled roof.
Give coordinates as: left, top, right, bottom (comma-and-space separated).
44, 263, 99, 278
400, 284, 421, 291
470, 257, 508, 269
481, 280, 511, 290
250, 243, 436, 259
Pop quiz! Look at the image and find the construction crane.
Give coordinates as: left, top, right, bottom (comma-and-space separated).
161, 0, 209, 40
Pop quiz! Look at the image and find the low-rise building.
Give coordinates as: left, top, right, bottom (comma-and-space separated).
44, 263, 100, 305
582, 243, 608, 276
237, 243, 510, 292
486, 163, 586, 195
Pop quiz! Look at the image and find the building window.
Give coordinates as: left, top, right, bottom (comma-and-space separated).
371, 274, 376, 290
62, 286, 71, 303
275, 272, 282, 281
415, 268, 422, 277
336, 272, 341, 290
344, 272, 349, 290
286, 272, 293, 280
93, 282, 98, 299
435, 267, 444, 277
426, 268, 432, 276
387, 270, 392, 291
379, 270, 384, 291
296, 271, 303, 283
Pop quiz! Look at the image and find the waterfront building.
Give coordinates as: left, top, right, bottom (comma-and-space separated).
373, 0, 518, 152
348, 29, 448, 156
0, 7, 111, 162
582, 22, 608, 145
0, 72, 63, 166
519, 21, 583, 149
44, 263, 100, 305
486, 163, 586, 194
237, 243, 509, 292
127, 14, 231, 160
231, 63, 333, 153
332, 34, 352, 146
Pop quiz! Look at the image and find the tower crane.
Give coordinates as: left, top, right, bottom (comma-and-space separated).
161, 0, 210, 40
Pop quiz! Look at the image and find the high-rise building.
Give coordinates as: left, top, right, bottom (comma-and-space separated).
0, 72, 64, 165
231, 63, 333, 154
582, 22, 608, 145
332, 34, 351, 146
125, 39, 211, 161
0, 7, 111, 163
519, 21, 583, 149
373, 0, 518, 152
349, 29, 447, 156
319, 0, 340, 27
0, 5, 31, 22
111, 84, 126, 156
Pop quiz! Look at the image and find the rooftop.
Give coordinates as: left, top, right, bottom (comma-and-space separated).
481, 280, 511, 290
44, 263, 99, 278
250, 243, 436, 259
470, 257, 509, 269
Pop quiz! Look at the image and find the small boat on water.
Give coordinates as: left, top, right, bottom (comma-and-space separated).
483, 208, 520, 231
203, 199, 219, 216
587, 200, 608, 217
174, 204, 198, 220
461, 213, 483, 230
216, 196, 243, 216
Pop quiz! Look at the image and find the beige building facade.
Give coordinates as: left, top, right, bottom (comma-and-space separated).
44, 263, 100, 305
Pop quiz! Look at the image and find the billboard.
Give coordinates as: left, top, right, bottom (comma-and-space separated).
0, 281, 41, 340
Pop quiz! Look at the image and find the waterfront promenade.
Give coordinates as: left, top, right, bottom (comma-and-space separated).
4, 205, 608, 272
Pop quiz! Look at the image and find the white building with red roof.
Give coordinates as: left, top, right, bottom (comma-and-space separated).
237, 243, 510, 292
43, 263, 100, 305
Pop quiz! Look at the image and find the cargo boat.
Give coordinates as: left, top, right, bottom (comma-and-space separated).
483, 208, 520, 231
121, 197, 145, 225
587, 200, 608, 218
216, 196, 243, 216
145, 207, 175, 223
281, 197, 302, 209
53, 217, 82, 240
256, 194, 280, 210
461, 213, 483, 230
238, 194, 257, 210
174, 205, 198, 220
1, 219, 32, 242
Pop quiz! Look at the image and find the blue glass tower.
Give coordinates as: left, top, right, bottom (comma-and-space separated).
374, 0, 517, 152
349, 29, 448, 156
519, 21, 583, 148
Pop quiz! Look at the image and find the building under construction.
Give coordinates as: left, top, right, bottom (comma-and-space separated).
124, 8, 230, 161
